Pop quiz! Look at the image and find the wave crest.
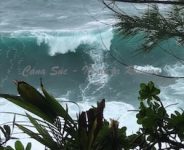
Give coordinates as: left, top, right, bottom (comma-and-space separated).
133, 65, 162, 74
9, 28, 113, 56
164, 63, 184, 77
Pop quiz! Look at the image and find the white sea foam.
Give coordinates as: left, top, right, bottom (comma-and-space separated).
83, 48, 109, 94
159, 63, 184, 113
0, 97, 138, 149
58, 100, 138, 133
0, 99, 44, 149
160, 80, 184, 115
79, 27, 112, 96
164, 63, 184, 77
162, 63, 184, 103
133, 65, 162, 74
43, 29, 112, 56
83, 19, 117, 28
0, 98, 137, 130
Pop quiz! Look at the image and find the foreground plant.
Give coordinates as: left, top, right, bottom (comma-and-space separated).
0, 124, 14, 150
0, 81, 126, 150
0, 81, 77, 149
1, 81, 184, 149
132, 81, 184, 149
103, 0, 184, 52
5, 141, 31, 150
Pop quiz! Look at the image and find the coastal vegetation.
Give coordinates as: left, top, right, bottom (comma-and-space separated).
0, 81, 184, 149
103, 0, 184, 79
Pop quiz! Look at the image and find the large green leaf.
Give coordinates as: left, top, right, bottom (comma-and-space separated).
26, 113, 56, 146
15, 141, 24, 150
41, 82, 75, 126
0, 94, 54, 123
17, 81, 57, 121
16, 123, 57, 149
25, 143, 31, 150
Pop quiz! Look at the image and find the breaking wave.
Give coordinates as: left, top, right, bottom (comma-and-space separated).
133, 65, 162, 74
7, 27, 113, 56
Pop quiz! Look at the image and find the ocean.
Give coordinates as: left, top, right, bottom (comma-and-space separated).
0, 0, 184, 148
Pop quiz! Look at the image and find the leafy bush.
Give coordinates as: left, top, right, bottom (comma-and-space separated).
0, 124, 13, 150
0, 81, 184, 149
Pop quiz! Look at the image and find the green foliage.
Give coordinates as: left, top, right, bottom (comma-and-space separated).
1, 81, 184, 149
0, 120, 31, 150
0, 81, 75, 125
139, 81, 160, 101
15, 141, 24, 150
0, 81, 127, 150
77, 100, 105, 150
169, 110, 184, 140
0, 124, 15, 150
111, 3, 184, 51
4, 141, 32, 150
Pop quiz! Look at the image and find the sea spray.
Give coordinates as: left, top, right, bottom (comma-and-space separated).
133, 65, 162, 74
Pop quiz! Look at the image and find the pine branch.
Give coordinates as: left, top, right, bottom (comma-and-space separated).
111, 0, 184, 5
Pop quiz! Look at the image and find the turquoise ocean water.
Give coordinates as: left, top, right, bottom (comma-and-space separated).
0, 1, 184, 147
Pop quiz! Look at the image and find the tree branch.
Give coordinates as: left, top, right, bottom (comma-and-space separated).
110, 0, 184, 5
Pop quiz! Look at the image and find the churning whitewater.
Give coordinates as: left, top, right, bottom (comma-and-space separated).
0, 1, 184, 149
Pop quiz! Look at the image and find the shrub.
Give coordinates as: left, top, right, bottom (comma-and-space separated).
0, 81, 184, 149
